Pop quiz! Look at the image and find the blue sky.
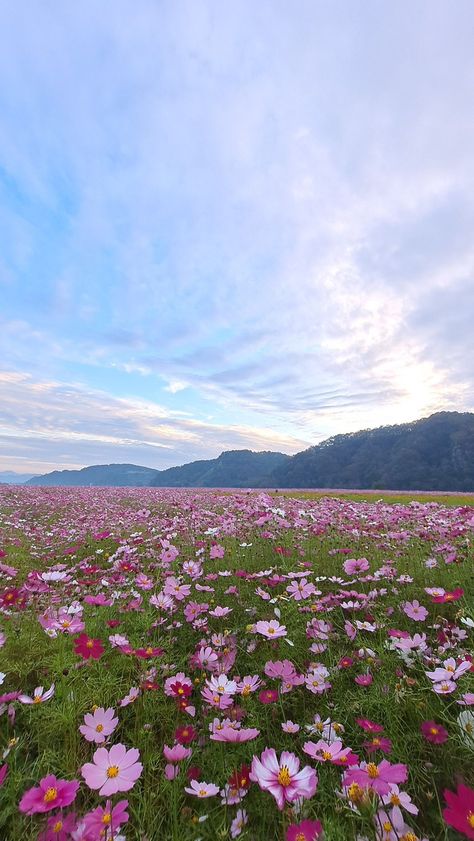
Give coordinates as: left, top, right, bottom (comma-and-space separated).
1, 1, 473, 474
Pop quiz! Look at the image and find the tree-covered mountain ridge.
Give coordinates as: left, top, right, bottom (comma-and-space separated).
25, 412, 474, 490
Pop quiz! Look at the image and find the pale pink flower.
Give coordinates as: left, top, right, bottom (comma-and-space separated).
250, 748, 318, 810
403, 600, 428, 621
231, 809, 248, 838
120, 686, 141, 706
79, 707, 118, 743
343, 558, 370, 575
209, 606, 233, 618
19, 684, 55, 705
303, 739, 352, 763
286, 579, 317, 601
426, 658, 471, 683
255, 620, 287, 639
184, 779, 220, 797
81, 744, 142, 795
210, 726, 260, 742
236, 674, 262, 695
282, 721, 300, 734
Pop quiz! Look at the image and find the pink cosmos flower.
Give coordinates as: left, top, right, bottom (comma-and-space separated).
120, 686, 141, 706
74, 634, 104, 660
19, 683, 55, 705
363, 736, 392, 754
421, 720, 449, 743
194, 646, 219, 669
381, 784, 418, 822
432, 680, 457, 694
163, 743, 192, 762
303, 739, 352, 763
230, 808, 248, 838
250, 748, 318, 810
236, 675, 262, 695
19, 775, 79, 814
286, 819, 322, 840
443, 782, 474, 839
209, 606, 233, 617
426, 657, 471, 683
259, 689, 279, 704
305, 671, 331, 694
356, 718, 384, 733
343, 557, 370, 575
164, 672, 193, 698
458, 693, 474, 706
355, 673, 373, 686
286, 578, 317, 601
81, 743, 143, 795
184, 779, 220, 797
79, 707, 118, 743
83, 799, 129, 837
343, 760, 407, 795
282, 721, 300, 733
210, 726, 260, 743
255, 620, 287, 639
37, 812, 77, 841
403, 600, 428, 621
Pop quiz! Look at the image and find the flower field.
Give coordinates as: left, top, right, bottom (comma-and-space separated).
0, 485, 473, 841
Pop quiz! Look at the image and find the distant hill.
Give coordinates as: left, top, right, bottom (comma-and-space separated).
149, 449, 290, 488
272, 411, 474, 490
22, 412, 474, 490
0, 471, 38, 484
26, 463, 158, 487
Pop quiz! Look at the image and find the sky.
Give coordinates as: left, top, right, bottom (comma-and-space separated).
1, 1, 474, 475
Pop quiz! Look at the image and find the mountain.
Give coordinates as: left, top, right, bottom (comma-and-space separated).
26, 464, 158, 487
0, 471, 38, 484
149, 449, 290, 488
272, 411, 474, 490
21, 412, 474, 490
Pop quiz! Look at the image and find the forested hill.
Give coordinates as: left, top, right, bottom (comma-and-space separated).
149, 449, 290, 487
272, 411, 474, 490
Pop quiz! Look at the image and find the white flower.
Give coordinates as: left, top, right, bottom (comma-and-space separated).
458, 710, 474, 748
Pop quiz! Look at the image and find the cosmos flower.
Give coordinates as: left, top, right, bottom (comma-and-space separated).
255, 620, 287, 639
19, 684, 55, 705
73, 634, 104, 660
19, 775, 79, 814
184, 779, 220, 797
250, 748, 318, 810
420, 720, 449, 744
443, 782, 474, 839
286, 819, 322, 840
81, 744, 143, 795
79, 707, 118, 743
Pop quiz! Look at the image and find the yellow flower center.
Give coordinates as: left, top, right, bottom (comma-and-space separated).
242, 685, 251, 696
465, 723, 473, 734
33, 696, 42, 704
390, 794, 401, 805
347, 783, 363, 802
177, 687, 184, 695
86, 640, 94, 649
268, 627, 275, 634
296, 834, 306, 841
43, 787, 58, 803
322, 751, 332, 760
102, 813, 112, 825
53, 821, 63, 832
96, 724, 104, 732
446, 665, 455, 671
107, 765, 119, 778
277, 766, 291, 787
468, 813, 474, 829
372, 738, 381, 746
62, 621, 71, 628
316, 722, 324, 731
367, 762, 379, 778
383, 822, 392, 832
199, 788, 207, 796
430, 727, 438, 735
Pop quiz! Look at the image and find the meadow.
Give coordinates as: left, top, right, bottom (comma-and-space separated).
0, 485, 473, 841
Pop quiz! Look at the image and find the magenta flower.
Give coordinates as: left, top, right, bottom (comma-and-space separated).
356, 718, 384, 733
286, 819, 322, 840
83, 799, 129, 836
343, 760, 407, 796
355, 673, 373, 686
19, 775, 79, 814
0, 764, 8, 787
421, 720, 449, 744
259, 689, 279, 704
443, 782, 474, 839
37, 812, 77, 840
81, 743, 142, 795
250, 748, 318, 810
79, 707, 118, 743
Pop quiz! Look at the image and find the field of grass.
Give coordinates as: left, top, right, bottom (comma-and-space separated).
0, 485, 473, 841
